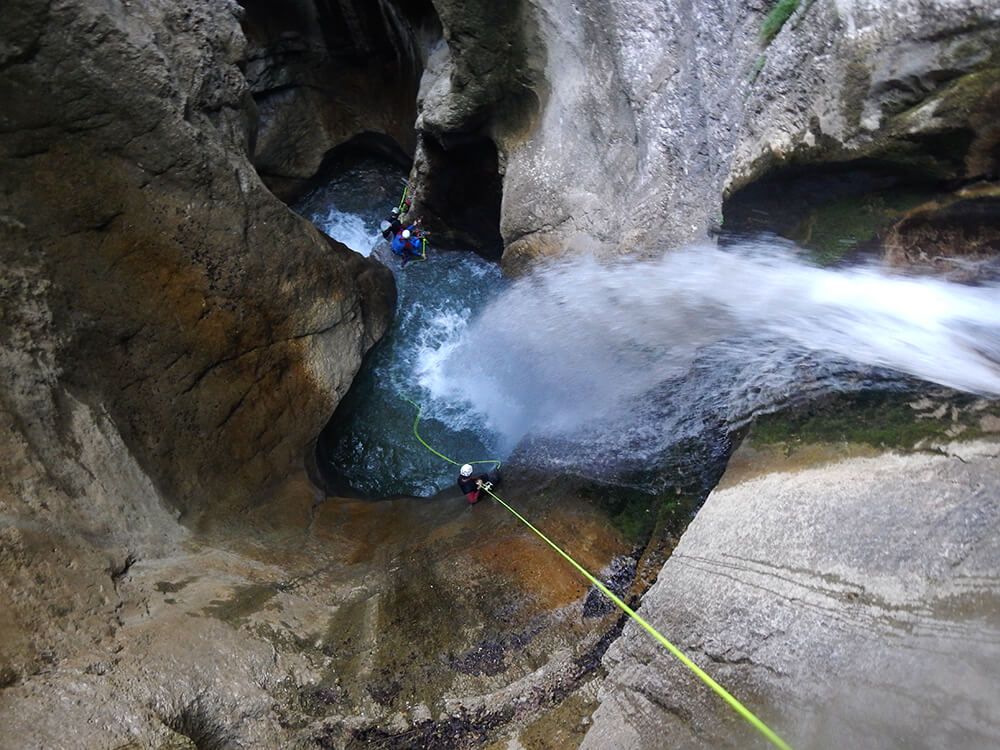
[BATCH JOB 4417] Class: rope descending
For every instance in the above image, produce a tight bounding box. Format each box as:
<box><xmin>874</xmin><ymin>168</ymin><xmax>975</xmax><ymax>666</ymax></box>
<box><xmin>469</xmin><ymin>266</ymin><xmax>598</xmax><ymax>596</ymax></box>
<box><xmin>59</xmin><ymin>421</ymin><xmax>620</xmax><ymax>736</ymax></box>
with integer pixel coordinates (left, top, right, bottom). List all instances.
<box><xmin>405</xmin><ymin>398</ymin><xmax>793</xmax><ymax>750</ymax></box>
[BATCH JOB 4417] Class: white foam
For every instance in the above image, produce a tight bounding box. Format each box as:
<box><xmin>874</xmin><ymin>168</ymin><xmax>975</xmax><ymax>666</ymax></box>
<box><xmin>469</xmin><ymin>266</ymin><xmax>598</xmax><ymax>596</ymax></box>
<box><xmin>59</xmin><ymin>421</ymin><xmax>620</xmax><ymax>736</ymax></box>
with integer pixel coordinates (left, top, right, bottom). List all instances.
<box><xmin>313</xmin><ymin>207</ymin><xmax>382</xmax><ymax>256</ymax></box>
<box><xmin>423</xmin><ymin>242</ymin><xmax>1000</xmax><ymax>448</ymax></box>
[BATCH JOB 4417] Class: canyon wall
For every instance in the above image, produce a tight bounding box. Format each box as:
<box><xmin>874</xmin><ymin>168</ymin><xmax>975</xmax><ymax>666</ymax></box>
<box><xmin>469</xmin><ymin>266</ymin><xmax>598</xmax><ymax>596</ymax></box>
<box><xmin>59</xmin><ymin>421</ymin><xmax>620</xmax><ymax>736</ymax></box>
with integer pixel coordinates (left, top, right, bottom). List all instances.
<box><xmin>3</xmin><ymin>0</ymin><xmax>999</xmax><ymax>747</ymax></box>
<box><xmin>414</xmin><ymin>0</ymin><xmax>999</xmax><ymax>272</ymax></box>
<box><xmin>1</xmin><ymin>0</ymin><xmax>393</xmax><ymax>698</ymax></box>
<box><xmin>240</xmin><ymin>0</ymin><xmax>432</xmax><ymax>201</ymax></box>
<box><xmin>1</xmin><ymin>0</ymin><xmax>395</xmax><ymax>517</ymax></box>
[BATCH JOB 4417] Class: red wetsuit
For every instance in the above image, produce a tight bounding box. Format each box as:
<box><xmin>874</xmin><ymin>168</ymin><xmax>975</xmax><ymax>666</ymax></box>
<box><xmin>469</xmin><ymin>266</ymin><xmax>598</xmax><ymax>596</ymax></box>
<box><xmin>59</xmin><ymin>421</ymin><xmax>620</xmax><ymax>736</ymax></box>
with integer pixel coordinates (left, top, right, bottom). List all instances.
<box><xmin>457</xmin><ymin>473</ymin><xmax>489</xmax><ymax>504</ymax></box>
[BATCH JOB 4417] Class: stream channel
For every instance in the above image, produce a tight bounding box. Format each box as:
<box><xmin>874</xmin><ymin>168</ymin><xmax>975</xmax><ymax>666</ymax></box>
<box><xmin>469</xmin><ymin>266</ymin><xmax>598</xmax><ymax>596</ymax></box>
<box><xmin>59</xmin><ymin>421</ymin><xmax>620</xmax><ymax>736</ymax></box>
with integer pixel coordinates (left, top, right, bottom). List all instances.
<box><xmin>296</xmin><ymin>158</ymin><xmax>1000</xmax><ymax>502</ymax></box>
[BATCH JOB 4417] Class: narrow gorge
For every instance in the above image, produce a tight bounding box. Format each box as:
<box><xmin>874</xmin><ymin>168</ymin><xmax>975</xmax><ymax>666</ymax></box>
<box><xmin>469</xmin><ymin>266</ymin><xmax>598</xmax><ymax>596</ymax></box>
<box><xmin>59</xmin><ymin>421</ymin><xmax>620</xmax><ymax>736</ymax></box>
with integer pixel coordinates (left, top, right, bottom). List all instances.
<box><xmin>1</xmin><ymin>1</ymin><xmax>998</xmax><ymax>749</ymax></box>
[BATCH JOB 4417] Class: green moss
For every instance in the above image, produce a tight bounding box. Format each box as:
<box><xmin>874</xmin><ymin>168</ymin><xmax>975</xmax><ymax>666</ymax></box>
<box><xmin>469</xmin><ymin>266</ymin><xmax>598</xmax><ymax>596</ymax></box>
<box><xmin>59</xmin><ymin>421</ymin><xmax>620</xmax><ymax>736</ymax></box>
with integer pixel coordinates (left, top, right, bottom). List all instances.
<box><xmin>790</xmin><ymin>187</ymin><xmax>935</xmax><ymax>264</ymax></box>
<box><xmin>611</xmin><ymin>493</ymin><xmax>661</xmax><ymax>542</ymax></box>
<box><xmin>578</xmin><ymin>483</ymin><xmax>696</xmax><ymax>544</ymax></box>
<box><xmin>899</xmin><ymin>66</ymin><xmax>1000</xmax><ymax>123</ymax></box>
<box><xmin>760</xmin><ymin>0</ymin><xmax>800</xmax><ymax>45</ymax></box>
<box><xmin>750</xmin><ymin>391</ymin><xmax>1000</xmax><ymax>450</ymax></box>
<box><xmin>749</xmin><ymin>54</ymin><xmax>767</xmax><ymax>85</ymax></box>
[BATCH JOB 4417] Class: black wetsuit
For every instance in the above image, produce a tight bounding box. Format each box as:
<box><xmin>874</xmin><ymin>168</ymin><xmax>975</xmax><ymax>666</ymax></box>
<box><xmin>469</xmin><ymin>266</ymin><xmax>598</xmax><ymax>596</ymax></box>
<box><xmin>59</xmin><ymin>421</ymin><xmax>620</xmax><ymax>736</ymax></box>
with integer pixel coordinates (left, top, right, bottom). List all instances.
<box><xmin>381</xmin><ymin>217</ymin><xmax>402</xmax><ymax>240</ymax></box>
<box><xmin>457</xmin><ymin>470</ymin><xmax>499</xmax><ymax>504</ymax></box>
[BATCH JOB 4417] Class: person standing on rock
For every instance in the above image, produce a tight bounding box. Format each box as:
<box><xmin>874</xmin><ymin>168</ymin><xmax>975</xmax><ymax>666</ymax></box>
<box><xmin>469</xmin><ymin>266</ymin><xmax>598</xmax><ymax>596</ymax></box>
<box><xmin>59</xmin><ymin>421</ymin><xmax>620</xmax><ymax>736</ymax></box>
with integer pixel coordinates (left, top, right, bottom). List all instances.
<box><xmin>457</xmin><ymin>464</ymin><xmax>499</xmax><ymax>504</ymax></box>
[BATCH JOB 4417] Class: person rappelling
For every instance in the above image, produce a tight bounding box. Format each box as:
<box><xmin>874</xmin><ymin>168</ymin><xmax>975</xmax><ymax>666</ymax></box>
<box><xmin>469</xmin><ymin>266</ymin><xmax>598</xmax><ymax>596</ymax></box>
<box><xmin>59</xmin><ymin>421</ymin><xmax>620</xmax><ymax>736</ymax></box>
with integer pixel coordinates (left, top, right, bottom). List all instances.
<box><xmin>457</xmin><ymin>463</ymin><xmax>500</xmax><ymax>504</ymax></box>
<box><xmin>382</xmin><ymin>180</ymin><xmax>427</xmax><ymax>266</ymax></box>
<box><xmin>390</xmin><ymin>222</ymin><xmax>427</xmax><ymax>266</ymax></box>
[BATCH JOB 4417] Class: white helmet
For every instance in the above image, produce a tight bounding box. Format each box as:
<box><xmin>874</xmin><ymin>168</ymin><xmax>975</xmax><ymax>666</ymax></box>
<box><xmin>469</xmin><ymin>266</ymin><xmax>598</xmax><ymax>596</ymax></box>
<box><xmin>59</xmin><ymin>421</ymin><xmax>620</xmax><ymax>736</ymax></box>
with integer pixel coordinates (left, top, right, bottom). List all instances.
<box><xmin>401</xmin><ymin>229</ymin><xmax>411</xmax><ymax>239</ymax></box>
<box><xmin>460</xmin><ymin>464</ymin><xmax>473</xmax><ymax>477</ymax></box>
<box><xmin>379</xmin><ymin>220</ymin><xmax>390</xmax><ymax>231</ymax></box>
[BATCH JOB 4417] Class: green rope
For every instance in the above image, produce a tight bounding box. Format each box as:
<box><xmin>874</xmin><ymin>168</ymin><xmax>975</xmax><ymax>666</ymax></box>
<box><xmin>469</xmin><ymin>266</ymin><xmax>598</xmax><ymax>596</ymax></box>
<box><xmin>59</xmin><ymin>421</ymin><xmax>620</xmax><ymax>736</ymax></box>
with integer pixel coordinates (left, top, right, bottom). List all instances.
<box><xmin>482</xmin><ymin>484</ymin><xmax>791</xmax><ymax>750</ymax></box>
<box><xmin>403</xmin><ymin>397</ymin><xmax>500</xmax><ymax>471</ymax></box>
<box><xmin>406</xmin><ymin>399</ymin><xmax>793</xmax><ymax>750</ymax></box>
<box><xmin>397</xmin><ymin>181</ymin><xmax>410</xmax><ymax>215</ymax></box>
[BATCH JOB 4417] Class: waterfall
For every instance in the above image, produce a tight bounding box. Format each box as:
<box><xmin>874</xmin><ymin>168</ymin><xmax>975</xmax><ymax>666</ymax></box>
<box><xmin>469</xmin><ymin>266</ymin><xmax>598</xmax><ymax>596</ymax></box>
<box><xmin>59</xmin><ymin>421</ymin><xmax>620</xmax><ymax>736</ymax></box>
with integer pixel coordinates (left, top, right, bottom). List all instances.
<box><xmin>427</xmin><ymin>242</ymin><xmax>1000</xmax><ymax>456</ymax></box>
<box><xmin>307</xmin><ymin>176</ymin><xmax>999</xmax><ymax>496</ymax></box>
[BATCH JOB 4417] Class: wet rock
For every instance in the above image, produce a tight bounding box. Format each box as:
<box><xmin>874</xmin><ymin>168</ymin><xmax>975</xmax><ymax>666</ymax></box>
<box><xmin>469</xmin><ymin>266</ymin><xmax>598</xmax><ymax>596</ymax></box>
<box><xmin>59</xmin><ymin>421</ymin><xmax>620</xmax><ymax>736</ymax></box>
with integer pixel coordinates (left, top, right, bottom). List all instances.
<box><xmin>450</xmin><ymin>638</ymin><xmax>509</xmax><ymax>677</ymax></box>
<box><xmin>583</xmin><ymin>424</ymin><xmax>1000</xmax><ymax>749</ymax></box>
<box><xmin>239</xmin><ymin>0</ymin><xmax>427</xmax><ymax>201</ymax></box>
<box><xmin>882</xmin><ymin>183</ymin><xmax>1000</xmax><ymax>278</ymax></box>
<box><xmin>723</xmin><ymin>3</ymin><xmax>1000</xmax><ymax>265</ymax></box>
<box><xmin>411</xmin><ymin>0</ymin><xmax>1000</xmax><ymax>271</ymax></box>
<box><xmin>582</xmin><ymin>555</ymin><xmax>637</xmax><ymax>618</ymax></box>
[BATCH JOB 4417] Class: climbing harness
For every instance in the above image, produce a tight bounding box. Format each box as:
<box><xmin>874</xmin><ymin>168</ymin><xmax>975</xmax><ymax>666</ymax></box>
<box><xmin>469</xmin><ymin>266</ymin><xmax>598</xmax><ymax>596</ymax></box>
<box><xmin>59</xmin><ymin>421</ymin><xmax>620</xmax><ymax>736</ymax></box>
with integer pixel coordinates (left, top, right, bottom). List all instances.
<box><xmin>405</xmin><ymin>399</ymin><xmax>793</xmax><ymax>750</ymax></box>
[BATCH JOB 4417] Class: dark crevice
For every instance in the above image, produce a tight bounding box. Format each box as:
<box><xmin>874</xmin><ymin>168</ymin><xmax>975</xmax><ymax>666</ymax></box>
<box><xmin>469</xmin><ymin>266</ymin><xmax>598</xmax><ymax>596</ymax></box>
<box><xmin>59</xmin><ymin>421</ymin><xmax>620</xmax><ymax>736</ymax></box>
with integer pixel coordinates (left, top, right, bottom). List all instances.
<box><xmin>264</xmin><ymin>131</ymin><xmax>413</xmax><ymax>196</ymax></box>
<box><xmin>109</xmin><ymin>552</ymin><xmax>138</xmax><ymax>587</ymax></box>
<box><xmin>416</xmin><ymin>132</ymin><xmax>504</xmax><ymax>259</ymax></box>
<box><xmin>0</xmin><ymin>37</ymin><xmax>42</xmax><ymax>74</ymax></box>
<box><xmin>722</xmin><ymin>158</ymin><xmax>961</xmax><ymax>264</ymax></box>
<box><xmin>237</xmin><ymin>0</ymin><xmax>439</xmax><ymax>201</ymax></box>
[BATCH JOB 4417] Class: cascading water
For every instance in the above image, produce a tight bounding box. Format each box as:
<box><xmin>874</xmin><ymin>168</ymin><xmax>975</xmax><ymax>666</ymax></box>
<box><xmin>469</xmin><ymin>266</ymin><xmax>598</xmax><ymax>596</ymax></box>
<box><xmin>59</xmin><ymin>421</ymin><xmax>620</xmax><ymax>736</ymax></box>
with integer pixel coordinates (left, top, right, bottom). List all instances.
<box><xmin>302</xmin><ymin>166</ymin><xmax>1000</xmax><ymax>498</ymax></box>
<box><xmin>294</xmin><ymin>157</ymin><xmax>401</xmax><ymax>256</ymax></box>
<box><xmin>427</xmin><ymin>242</ymin><xmax>1000</xmax><ymax>486</ymax></box>
<box><xmin>318</xmin><ymin>249</ymin><xmax>505</xmax><ymax>497</ymax></box>
<box><xmin>298</xmin><ymin>158</ymin><xmax>510</xmax><ymax>497</ymax></box>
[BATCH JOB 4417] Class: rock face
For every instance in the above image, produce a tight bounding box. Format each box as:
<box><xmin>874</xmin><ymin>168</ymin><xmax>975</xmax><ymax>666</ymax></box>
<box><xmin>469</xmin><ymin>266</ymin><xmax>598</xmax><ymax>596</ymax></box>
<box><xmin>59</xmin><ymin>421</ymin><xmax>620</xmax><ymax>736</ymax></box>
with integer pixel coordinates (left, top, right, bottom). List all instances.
<box><xmin>3</xmin><ymin>0</ymin><xmax>999</xmax><ymax>747</ymax></box>
<box><xmin>0</xmin><ymin>472</ymin><xmax>636</xmax><ymax>749</ymax></box>
<box><xmin>582</xmin><ymin>423</ymin><xmax>1000</xmax><ymax>749</ymax></box>
<box><xmin>412</xmin><ymin>0</ymin><xmax>1000</xmax><ymax>272</ymax></box>
<box><xmin>1</xmin><ymin>0</ymin><xmax>394</xmax><ymax>516</ymax></box>
<box><xmin>240</xmin><ymin>0</ymin><xmax>430</xmax><ymax>201</ymax></box>
<box><xmin>1</xmin><ymin>0</ymin><xmax>393</xmax><ymax>704</ymax></box>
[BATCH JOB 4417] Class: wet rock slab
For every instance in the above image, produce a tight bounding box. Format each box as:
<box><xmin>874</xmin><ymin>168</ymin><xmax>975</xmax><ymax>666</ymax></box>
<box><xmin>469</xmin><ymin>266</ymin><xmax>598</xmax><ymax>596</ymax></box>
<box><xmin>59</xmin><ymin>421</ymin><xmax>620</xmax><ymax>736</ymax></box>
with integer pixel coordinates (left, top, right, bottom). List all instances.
<box><xmin>0</xmin><ymin>472</ymin><xmax>638</xmax><ymax>748</ymax></box>
<box><xmin>583</xmin><ymin>412</ymin><xmax>1000</xmax><ymax>749</ymax></box>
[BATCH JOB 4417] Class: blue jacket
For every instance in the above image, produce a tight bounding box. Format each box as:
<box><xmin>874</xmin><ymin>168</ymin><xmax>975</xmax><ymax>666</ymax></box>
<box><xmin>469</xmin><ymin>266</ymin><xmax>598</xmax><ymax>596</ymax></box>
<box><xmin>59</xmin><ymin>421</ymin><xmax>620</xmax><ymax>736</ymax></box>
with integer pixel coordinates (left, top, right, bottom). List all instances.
<box><xmin>391</xmin><ymin>226</ymin><xmax>421</xmax><ymax>255</ymax></box>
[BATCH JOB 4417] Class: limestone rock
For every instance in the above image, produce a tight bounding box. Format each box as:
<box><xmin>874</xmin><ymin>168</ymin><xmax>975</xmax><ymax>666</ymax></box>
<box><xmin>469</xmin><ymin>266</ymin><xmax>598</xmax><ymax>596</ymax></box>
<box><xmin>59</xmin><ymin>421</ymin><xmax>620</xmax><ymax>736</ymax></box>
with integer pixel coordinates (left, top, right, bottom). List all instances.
<box><xmin>882</xmin><ymin>183</ymin><xmax>1000</xmax><ymax>277</ymax></box>
<box><xmin>412</xmin><ymin>0</ymin><xmax>1000</xmax><ymax>270</ymax></box>
<box><xmin>582</xmin><ymin>437</ymin><xmax>1000</xmax><ymax>749</ymax></box>
<box><xmin>0</xmin><ymin>0</ymin><xmax>395</xmax><ymax>517</ymax></box>
<box><xmin>731</xmin><ymin>2</ymin><xmax>1000</xmax><ymax>189</ymax></box>
<box><xmin>240</xmin><ymin>0</ymin><xmax>427</xmax><ymax>201</ymax></box>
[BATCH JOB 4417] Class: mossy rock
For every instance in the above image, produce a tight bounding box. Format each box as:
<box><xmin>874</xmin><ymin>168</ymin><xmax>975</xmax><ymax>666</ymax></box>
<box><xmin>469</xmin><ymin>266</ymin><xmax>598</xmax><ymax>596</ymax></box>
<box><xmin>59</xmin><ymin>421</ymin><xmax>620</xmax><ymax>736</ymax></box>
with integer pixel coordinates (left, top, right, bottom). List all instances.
<box><xmin>789</xmin><ymin>186</ymin><xmax>937</xmax><ymax>264</ymax></box>
<box><xmin>750</xmin><ymin>389</ymin><xmax>1000</xmax><ymax>452</ymax></box>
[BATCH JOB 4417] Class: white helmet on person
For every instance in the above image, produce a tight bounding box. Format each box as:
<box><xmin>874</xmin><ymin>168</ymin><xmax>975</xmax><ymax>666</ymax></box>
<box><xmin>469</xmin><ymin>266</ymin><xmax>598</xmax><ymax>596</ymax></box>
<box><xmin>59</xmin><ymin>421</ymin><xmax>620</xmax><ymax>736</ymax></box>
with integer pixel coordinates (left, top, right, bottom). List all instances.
<box><xmin>460</xmin><ymin>464</ymin><xmax>473</xmax><ymax>477</ymax></box>
<box><xmin>402</xmin><ymin>229</ymin><xmax>411</xmax><ymax>239</ymax></box>
<box><xmin>379</xmin><ymin>220</ymin><xmax>390</xmax><ymax>231</ymax></box>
